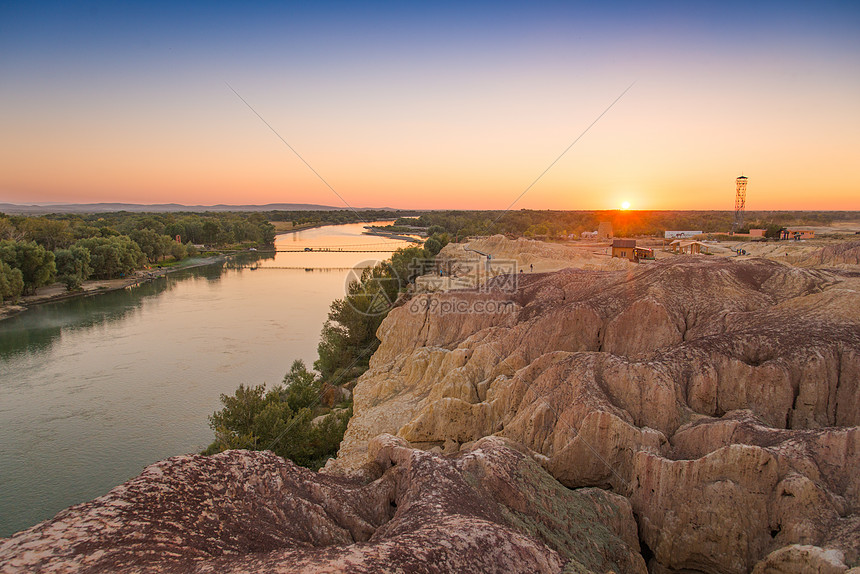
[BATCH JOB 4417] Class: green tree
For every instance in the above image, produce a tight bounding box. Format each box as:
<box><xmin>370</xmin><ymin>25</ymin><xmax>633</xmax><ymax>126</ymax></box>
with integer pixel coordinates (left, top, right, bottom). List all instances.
<box><xmin>315</xmin><ymin>246</ymin><xmax>433</xmax><ymax>380</ymax></box>
<box><xmin>203</xmin><ymin>239</ymin><xmax>448</xmax><ymax>470</ymax></box>
<box><xmin>130</xmin><ymin>229</ymin><xmax>179</xmax><ymax>263</ymax></box>
<box><xmin>424</xmin><ymin>235</ymin><xmax>443</xmax><ymax>256</ymax></box>
<box><xmin>71</xmin><ymin>223</ymin><xmax>101</xmax><ymax>240</ymax></box>
<box><xmin>0</xmin><ymin>240</ymin><xmax>56</xmax><ymax>295</ymax></box>
<box><xmin>130</xmin><ymin>228</ymin><xmax>163</xmax><ymax>262</ymax></box>
<box><xmin>0</xmin><ymin>217</ymin><xmax>19</xmax><ymax>241</ymax></box>
<box><xmin>310</xmin><ymin>407</ymin><xmax>351</xmax><ymax>464</ymax></box>
<box><xmin>207</xmin><ymin>383</ymin><xmax>274</xmax><ymax>448</ymax></box>
<box><xmin>282</xmin><ymin>359</ymin><xmax>320</xmax><ymax>412</ymax></box>
<box><xmin>19</xmin><ymin>217</ymin><xmax>73</xmax><ymax>251</ymax></box>
<box><xmin>74</xmin><ymin>236</ymin><xmax>146</xmax><ymax>279</ymax></box>
<box><xmin>258</xmin><ymin>221</ymin><xmax>276</xmax><ymax>244</ymax></box>
<box><xmin>424</xmin><ymin>232</ymin><xmax>449</xmax><ymax>257</ymax></box>
<box><xmin>201</xmin><ymin>220</ymin><xmax>220</xmax><ymax>245</ymax></box>
<box><xmin>314</xmin><ymin>265</ymin><xmax>394</xmax><ymax>380</ymax></box>
<box><xmin>389</xmin><ymin>245</ymin><xmax>431</xmax><ymax>284</ymax></box>
<box><xmin>203</xmin><ymin>378</ymin><xmax>345</xmax><ymax>470</ymax></box>
<box><xmin>0</xmin><ymin>260</ymin><xmax>24</xmax><ymax>303</ymax></box>
<box><xmin>169</xmin><ymin>241</ymin><xmax>188</xmax><ymax>261</ymax></box>
<box><xmin>54</xmin><ymin>246</ymin><xmax>92</xmax><ymax>291</ymax></box>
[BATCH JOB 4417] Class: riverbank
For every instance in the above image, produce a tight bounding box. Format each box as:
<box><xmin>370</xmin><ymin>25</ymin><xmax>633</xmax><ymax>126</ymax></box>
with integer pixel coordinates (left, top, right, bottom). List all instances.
<box><xmin>0</xmin><ymin>221</ymin><xmax>400</xmax><ymax>323</ymax></box>
<box><xmin>0</xmin><ymin>220</ymin><xmax>409</xmax><ymax>538</ymax></box>
<box><xmin>269</xmin><ymin>221</ymin><xmax>324</xmax><ymax>234</ymax></box>
<box><xmin>0</xmin><ymin>255</ymin><xmax>224</xmax><ymax>322</ymax></box>
<box><xmin>362</xmin><ymin>226</ymin><xmax>423</xmax><ymax>243</ymax></box>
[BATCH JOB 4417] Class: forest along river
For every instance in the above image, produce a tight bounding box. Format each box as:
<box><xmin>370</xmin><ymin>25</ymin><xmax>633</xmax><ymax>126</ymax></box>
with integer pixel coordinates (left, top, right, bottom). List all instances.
<box><xmin>0</xmin><ymin>222</ymin><xmax>417</xmax><ymax>537</ymax></box>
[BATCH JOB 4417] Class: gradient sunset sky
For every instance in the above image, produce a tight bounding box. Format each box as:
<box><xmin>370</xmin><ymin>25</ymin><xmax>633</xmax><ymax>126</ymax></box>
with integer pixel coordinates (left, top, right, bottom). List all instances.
<box><xmin>2</xmin><ymin>1</ymin><xmax>859</xmax><ymax>210</ymax></box>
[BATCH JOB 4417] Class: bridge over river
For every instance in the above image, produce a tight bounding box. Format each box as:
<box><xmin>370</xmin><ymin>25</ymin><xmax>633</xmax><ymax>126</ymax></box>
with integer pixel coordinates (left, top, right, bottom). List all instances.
<box><xmin>254</xmin><ymin>241</ymin><xmax>413</xmax><ymax>253</ymax></box>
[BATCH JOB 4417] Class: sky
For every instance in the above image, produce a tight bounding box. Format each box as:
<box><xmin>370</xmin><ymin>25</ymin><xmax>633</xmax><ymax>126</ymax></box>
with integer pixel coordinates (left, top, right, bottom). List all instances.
<box><xmin>1</xmin><ymin>1</ymin><xmax>859</xmax><ymax>210</ymax></box>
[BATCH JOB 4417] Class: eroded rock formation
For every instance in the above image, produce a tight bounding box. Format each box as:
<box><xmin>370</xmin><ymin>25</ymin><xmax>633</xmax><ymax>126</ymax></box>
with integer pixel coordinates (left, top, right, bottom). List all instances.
<box><xmin>0</xmin><ymin>435</ymin><xmax>645</xmax><ymax>573</ymax></box>
<box><xmin>327</xmin><ymin>257</ymin><xmax>860</xmax><ymax>573</ymax></box>
<box><xmin>790</xmin><ymin>240</ymin><xmax>860</xmax><ymax>268</ymax></box>
<box><xmin>4</xmin><ymin>256</ymin><xmax>858</xmax><ymax>573</ymax></box>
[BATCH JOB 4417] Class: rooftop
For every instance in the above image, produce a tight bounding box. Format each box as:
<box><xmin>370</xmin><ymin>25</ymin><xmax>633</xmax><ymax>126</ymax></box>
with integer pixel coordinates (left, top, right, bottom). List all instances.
<box><xmin>612</xmin><ymin>239</ymin><xmax>636</xmax><ymax>248</ymax></box>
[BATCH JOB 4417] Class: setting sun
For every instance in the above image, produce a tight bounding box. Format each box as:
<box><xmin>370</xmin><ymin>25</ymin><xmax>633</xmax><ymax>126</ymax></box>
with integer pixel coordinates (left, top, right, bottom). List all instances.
<box><xmin>621</xmin><ymin>201</ymin><xmax>631</xmax><ymax>210</ymax></box>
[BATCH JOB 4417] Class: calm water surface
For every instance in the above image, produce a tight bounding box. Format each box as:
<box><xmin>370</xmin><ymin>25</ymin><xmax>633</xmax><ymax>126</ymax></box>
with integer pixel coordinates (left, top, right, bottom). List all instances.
<box><xmin>0</xmin><ymin>222</ymin><xmax>413</xmax><ymax>536</ymax></box>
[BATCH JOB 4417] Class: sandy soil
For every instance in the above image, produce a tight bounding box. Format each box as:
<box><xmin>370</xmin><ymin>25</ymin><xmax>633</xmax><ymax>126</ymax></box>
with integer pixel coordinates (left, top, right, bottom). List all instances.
<box><xmin>415</xmin><ymin>234</ymin><xmax>860</xmax><ymax>293</ymax></box>
<box><xmin>416</xmin><ymin>235</ymin><xmax>632</xmax><ymax>292</ymax></box>
<box><xmin>773</xmin><ymin>220</ymin><xmax>860</xmax><ymax>234</ymax></box>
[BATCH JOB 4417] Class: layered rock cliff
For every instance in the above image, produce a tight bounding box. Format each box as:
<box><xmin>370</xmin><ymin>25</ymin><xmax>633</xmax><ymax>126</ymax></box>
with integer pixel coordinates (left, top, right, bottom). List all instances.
<box><xmin>327</xmin><ymin>257</ymin><xmax>860</xmax><ymax>573</ymax></box>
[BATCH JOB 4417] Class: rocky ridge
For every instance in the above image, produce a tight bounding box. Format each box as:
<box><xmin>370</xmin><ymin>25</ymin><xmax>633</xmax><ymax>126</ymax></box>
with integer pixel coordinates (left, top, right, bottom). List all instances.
<box><xmin>326</xmin><ymin>257</ymin><xmax>860</xmax><ymax>573</ymax></box>
<box><xmin>3</xmin><ymin>255</ymin><xmax>859</xmax><ymax>573</ymax></box>
<box><xmin>789</xmin><ymin>240</ymin><xmax>860</xmax><ymax>268</ymax></box>
<box><xmin>0</xmin><ymin>435</ymin><xmax>644</xmax><ymax>573</ymax></box>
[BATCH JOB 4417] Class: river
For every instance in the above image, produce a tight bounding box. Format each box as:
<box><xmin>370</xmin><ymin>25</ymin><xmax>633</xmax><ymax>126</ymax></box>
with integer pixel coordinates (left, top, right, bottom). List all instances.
<box><xmin>0</xmin><ymin>222</ymin><xmax>416</xmax><ymax>537</ymax></box>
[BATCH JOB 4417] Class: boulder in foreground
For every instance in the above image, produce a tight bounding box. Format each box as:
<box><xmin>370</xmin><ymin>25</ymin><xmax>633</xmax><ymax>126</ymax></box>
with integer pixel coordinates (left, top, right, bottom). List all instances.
<box><xmin>0</xmin><ymin>435</ymin><xmax>645</xmax><ymax>573</ymax></box>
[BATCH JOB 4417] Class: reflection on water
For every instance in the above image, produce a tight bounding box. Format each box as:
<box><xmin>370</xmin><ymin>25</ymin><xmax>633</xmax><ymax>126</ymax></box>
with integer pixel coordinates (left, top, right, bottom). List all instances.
<box><xmin>0</xmin><ymin>222</ymin><xmax>411</xmax><ymax>536</ymax></box>
<box><xmin>2</xmin><ymin>280</ymin><xmax>169</xmax><ymax>360</ymax></box>
<box><xmin>0</xmin><ymin>253</ymin><xmax>277</xmax><ymax>361</ymax></box>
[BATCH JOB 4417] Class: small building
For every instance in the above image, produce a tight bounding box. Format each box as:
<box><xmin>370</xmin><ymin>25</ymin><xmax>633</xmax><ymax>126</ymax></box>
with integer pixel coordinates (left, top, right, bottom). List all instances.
<box><xmin>668</xmin><ymin>239</ymin><xmax>713</xmax><ymax>255</ymax></box>
<box><xmin>664</xmin><ymin>230</ymin><xmax>703</xmax><ymax>239</ymax></box>
<box><xmin>782</xmin><ymin>229</ymin><xmax>815</xmax><ymax>240</ymax></box>
<box><xmin>581</xmin><ymin>230</ymin><xmax>598</xmax><ymax>239</ymax></box>
<box><xmin>611</xmin><ymin>239</ymin><xmax>636</xmax><ymax>261</ymax></box>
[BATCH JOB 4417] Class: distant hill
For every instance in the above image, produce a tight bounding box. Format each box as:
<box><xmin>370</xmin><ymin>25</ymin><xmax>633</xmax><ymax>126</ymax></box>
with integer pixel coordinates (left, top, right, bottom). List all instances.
<box><xmin>0</xmin><ymin>202</ymin><xmax>389</xmax><ymax>214</ymax></box>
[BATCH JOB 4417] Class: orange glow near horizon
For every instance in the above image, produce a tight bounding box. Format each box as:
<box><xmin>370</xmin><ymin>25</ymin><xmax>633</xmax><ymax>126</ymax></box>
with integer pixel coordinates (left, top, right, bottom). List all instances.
<box><xmin>3</xmin><ymin>79</ymin><xmax>859</xmax><ymax>211</ymax></box>
<box><xmin>2</xmin><ymin>4</ymin><xmax>859</xmax><ymax>211</ymax></box>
